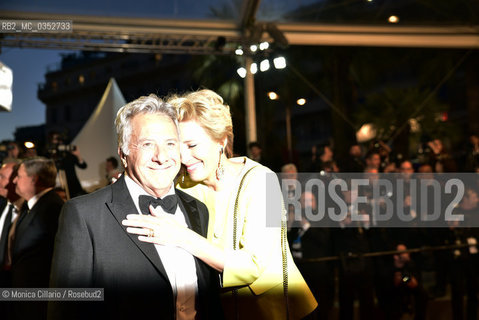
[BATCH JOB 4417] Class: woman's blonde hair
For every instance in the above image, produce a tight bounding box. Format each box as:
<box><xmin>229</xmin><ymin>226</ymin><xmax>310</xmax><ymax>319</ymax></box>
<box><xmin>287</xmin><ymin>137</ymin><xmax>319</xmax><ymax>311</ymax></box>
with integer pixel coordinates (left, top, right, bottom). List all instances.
<box><xmin>168</xmin><ymin>89</ymin><xmax>234</xmax><ymax>158</ymax></box>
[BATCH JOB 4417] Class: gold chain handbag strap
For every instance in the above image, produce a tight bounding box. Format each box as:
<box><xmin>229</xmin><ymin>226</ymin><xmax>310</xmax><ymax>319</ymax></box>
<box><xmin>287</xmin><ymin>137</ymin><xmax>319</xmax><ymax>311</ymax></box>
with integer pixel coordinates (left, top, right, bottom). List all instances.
<box><xmin>281</xmin><ymin>202</ymin><xmax>290</xmax><ymax>320</ymax></box>
<box><xmin>232</xmin><ymin>166</ymin><xmax>257</xmax><ymax>320</ymax></box>
<box><xmin>232</xmin><ymin>166</ymin><xmax>289</xmax><ymax>320</ymax></box>
<box><xmin>233</xmin><ymin>166</ymin><xmax>257</xmax><ymax>249</ymax></box>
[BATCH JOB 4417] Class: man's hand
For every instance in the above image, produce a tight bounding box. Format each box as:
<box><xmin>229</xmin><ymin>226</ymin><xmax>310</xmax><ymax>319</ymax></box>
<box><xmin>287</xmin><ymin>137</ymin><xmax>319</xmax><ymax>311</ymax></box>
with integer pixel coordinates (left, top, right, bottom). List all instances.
<box><xmin>71</xmin><ymin>146</ymin><xmax>84</xmax><ymax>163</ymax></box>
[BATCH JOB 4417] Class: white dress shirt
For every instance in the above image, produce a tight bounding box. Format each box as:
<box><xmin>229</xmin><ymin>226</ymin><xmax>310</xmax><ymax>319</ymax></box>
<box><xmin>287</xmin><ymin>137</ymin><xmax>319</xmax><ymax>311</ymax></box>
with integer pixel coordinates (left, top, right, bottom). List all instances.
<box><xmin>27</xmin><ymin>187</ymin><xmax>53</xmax><ymax>210</ymax></box>
<box><xmin>0</xmin><ymin>202</ymin><xmax>19</xmax><ymax>239</ymax></box>
<box><xmin>125</xmin><ymin>175</ymin><xmax>198</xmax><ymax>320</ymax></box>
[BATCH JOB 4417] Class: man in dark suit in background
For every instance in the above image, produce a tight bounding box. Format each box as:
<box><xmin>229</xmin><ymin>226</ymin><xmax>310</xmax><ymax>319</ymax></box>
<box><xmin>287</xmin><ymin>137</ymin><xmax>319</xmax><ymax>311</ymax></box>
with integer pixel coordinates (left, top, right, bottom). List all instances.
<box><xmin>288</xmin><ymin>191</ymin><xmax>335</xmax><ymax>319</ymax></box>
<box><xmin>49</xmin><ymin>94</ymin><xmax>222</xmax><ymax>320</ymax></box>
<box><xmin>0</xmin><ymin>160</ymin><xmax>24</xmax><ymax>320</ymax></box>
<box><xmin>0</xmin><ymin>160</ymin><xmax>24</xmax><ymax>278</ymax></box>
<box><xmin>10</xmin><ymin>157</ymin><xmax>64</xmax><ymax>320</ymax></box>
<box><xmin>0</xmin><ymin>196</ymin><xmax>5</xmax><ymax>219</ymax></box>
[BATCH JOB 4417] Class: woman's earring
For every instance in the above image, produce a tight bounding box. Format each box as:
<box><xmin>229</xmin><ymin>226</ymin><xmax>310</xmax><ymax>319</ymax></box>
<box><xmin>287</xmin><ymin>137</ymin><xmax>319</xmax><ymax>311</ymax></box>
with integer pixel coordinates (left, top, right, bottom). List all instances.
<box><xmin>181</xmin><ymin>168</ymin><xmax>186</xmax><ymax>184</ymax></box>
<box><xmin>216</xmin><ymin>147</ymin><xmax>224</xmax><ymax>181</ymax></box>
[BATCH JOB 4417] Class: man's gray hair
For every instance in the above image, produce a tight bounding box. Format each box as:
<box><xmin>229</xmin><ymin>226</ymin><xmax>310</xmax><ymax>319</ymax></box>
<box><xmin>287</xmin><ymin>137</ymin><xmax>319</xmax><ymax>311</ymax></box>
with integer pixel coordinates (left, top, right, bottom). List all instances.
<box><xmin>115</xmin><ymin>94</ymin><xmax>178</xmax><ymax>156</ymax></box>
<box><xmin>22</xmin><ymin>157</ymin><xmax>57</xmax><ymax>188</ymax></box>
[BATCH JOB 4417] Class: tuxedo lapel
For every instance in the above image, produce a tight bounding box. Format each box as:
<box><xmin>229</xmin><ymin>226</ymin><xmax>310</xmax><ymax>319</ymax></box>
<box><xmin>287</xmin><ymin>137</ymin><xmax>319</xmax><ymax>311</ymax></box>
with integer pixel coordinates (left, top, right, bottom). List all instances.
<box><xmin>176</xmin><ymin>189</ymin><xmax>214</xmax><ymax>307</ymax></box>
<box><xmin>176</xmin><ymin>190</ymin><xmax>203</xmax><ymax>236</ymax></box>
<box><xmin>14</xmin><ymin>199</ymin><xmax>36</xmax><ymax>241</ymax></box>
<box><xmin>106</xmin><ymin>176</ymin><xmax>170</xmax><ymax>285</ymax></box>
<box><xmin>0</xmin><ymin>198</ymin><xmax>6</xmax><ymax>213</ymax></box>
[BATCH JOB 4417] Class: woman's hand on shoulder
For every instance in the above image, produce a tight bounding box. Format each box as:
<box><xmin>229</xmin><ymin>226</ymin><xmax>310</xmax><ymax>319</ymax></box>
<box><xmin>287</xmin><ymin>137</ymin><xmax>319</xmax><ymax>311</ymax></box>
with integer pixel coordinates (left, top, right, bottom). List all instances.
<box><xmin>122</xmin><ymin>206</ymin><xmax>225</xmax><ymax>272</ymax></box>
<box><xmin>122</xmin><ymin>206</ymin><xmax>188</xmax><ymax>247</ymax></box>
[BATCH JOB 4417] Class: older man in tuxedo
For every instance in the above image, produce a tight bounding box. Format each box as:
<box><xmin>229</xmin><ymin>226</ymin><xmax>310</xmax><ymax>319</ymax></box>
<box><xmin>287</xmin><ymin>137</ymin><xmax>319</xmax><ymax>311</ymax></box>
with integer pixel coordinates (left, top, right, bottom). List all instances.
<box><xmin>9</xmin><ymin>157</ymin><xmax>64</xmax><ymax>320</ymax></box>
<box><xmin>49</xmin><ymin>94</ymin><xmax>222</xmax><ymax>320</ymax></box>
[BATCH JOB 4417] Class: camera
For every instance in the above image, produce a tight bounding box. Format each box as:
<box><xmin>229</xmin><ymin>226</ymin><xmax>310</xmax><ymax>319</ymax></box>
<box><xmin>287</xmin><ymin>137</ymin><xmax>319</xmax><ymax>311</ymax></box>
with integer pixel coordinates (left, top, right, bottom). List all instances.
<box><xmin>47</xmin><ymin>132</ymin><xmax>76</xmax><ymax>162</ymax></box>
<box><xmin>57</xmin><ymin>144</ymin><xmax>77</xmax><ymax>152</ymax></box>
<box><xmin>47</xmin><ymin>140</ymin><xmax>77</xmax><ymax>171</ymax></box>
<box><xmin>47</xmin><ymin>144</ymin><xmax>76</xmax><ymax>157</ymax></box>
<box><xmin>401</xmin><ymin>272</ymin><xmax>412</xmax><ymax>284</ymax></box>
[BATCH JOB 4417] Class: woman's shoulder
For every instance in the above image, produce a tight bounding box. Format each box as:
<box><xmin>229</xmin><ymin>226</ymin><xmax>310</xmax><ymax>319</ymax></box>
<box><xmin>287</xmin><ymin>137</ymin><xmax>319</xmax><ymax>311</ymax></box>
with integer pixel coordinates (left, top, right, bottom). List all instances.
<box><xmin>231</xmin><ymin>157</ymin><xmax>274</xmax><ymax>176</ymax></box>
<box><xmin>176</xmin><ymin>178</ymin><xmax>212</xmax><ymax>202</ymax></box>
<box><xmin>233</xmin><ymin>157</ymin><xmax>280</xmax><ymax>192</ymax></box>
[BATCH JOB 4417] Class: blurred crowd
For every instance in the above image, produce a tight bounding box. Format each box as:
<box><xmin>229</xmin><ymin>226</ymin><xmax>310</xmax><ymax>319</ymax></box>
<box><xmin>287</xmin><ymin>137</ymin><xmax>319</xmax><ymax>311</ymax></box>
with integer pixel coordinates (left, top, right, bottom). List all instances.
<box><xmin>268</xmin><ymin>134</ymin><xmax>479</xmax><ymax>320</ymax></box>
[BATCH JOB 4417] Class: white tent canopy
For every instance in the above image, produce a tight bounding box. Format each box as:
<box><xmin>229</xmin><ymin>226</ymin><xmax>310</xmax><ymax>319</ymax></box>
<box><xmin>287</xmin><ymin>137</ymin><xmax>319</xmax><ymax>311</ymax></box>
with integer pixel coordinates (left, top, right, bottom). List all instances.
<box><xmin>73</xmin><ymin>78</ymin><xmax>126</xmax><ymax>191</ymax></box>
<box><xmin>0</xmin><ymin>61</ymin><xmax>13</xmax><ymax>112</ymax></box>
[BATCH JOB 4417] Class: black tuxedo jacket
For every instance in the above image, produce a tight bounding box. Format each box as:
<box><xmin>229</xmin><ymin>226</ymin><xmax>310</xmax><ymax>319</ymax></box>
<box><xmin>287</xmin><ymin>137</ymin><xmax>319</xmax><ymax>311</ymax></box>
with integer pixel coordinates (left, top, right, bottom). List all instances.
<box><xmin>0</xmin><ymin>197</ymin><xmax>9</xmax><ymax>284</ymax></box>
<box><xmin>0</xmin><ymin>197</ymin><xmax>9</xmax><ymax>317</ymax></box>
<box><xmin>0</xmin><ymin>197</ymin><xmax>8</xmax><ymax>266</ymax></box>
<box><xmin>0</xmin><ymin>197</ymin><xmax>6</xmax><ymax>213</ymax></box>
<box><xmin>48</xmin><ymin>175</ymin><xmax>222</xmax><ymax>320</ymax></box>
<box><xmin>11</xmin><ymin>189</ymin><xmax>64</xmax><ymax>288</ymax></box>
<box><xmin>9</xmin><ymin>190</ymin><xmax>64</xmax><ymax>320</ymax></box>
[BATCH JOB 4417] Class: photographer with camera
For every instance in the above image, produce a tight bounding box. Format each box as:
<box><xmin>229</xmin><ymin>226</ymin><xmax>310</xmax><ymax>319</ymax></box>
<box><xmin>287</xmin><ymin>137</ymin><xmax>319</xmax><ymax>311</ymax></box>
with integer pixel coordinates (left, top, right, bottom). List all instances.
<box><xmin>380</xmin><ymin>243</ymin><xmax>429</xmax><ymax>320</ymax></box>
<box><xmin>46</xmin><ymin>132</ymin><xmax>87</xmax><ymax>199</ymax></box>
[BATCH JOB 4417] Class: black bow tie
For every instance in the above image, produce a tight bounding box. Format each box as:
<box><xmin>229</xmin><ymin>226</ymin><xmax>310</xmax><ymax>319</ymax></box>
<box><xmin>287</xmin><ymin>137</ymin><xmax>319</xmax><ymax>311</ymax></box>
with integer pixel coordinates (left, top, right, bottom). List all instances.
<box><xmin>138</xmin><ymin>194</ymin><xmax>178</xmax><ymax>215</ymax></box>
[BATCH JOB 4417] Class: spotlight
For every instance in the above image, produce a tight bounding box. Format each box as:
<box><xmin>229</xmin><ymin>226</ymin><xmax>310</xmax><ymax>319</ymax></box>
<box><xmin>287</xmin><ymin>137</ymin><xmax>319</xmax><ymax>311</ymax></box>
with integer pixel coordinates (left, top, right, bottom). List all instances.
<box><xmin>388</xmin><ymin>15</ymin><xmax>399</xmax><ymax>23</ymax></box>
<box><xmin>250</xmin><ymin>45</ymin><xmax>258</xmax><ymax>53</ymax></box>
<box><xmin>268</xmin><ymin>92</ymin><xmax>279</xmax><ymax>100</ymax></box>
<box><xmin>250</xmin><ymin>63</ymin><xmax>258</xmax><ymax>74</ymax></box>
<box><xmin>273</xmin><ymin>57</ymin><xmax>286</xmax><ymax>69</ymax></box>
<box><xmin>356</xmin><ymin>123</ymin><xmax>377</xmax><ymax>142</ymax></box>
<box><xmin>260</xmin><ymin>59</ymin><xmax>270</xmax><ymax>72</ymax></box>
<box><xmin>235</xmin><ymin>48</ymin><xmax>244</xmax><ymax>56</ymax></box>
<box><xmin>259</xmin><ymin>42</ymin><xmax>269</xmax><ymax>50</ymax></box>
<box><xmin>237</xmin><ymin>67</ymin><xmax>247</xmax><ymax>78</ymax></box>
<box><xmin>24</xmin><ymin>141</ymin><xmax>35</xmax><ymax>149</ymax></box>
<box><xmin>296</xmin><ymin>98</ymin><xmax>306</xmax><ymax>106</ymax></box>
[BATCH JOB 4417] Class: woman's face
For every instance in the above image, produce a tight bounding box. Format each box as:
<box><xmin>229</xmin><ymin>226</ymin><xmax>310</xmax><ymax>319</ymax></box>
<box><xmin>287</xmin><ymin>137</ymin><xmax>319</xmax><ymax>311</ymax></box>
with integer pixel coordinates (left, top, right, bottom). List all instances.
<box><xmin>179</xmin><ymin>120</ymin><xmax>222</xmax><ymax>183</ymax></box>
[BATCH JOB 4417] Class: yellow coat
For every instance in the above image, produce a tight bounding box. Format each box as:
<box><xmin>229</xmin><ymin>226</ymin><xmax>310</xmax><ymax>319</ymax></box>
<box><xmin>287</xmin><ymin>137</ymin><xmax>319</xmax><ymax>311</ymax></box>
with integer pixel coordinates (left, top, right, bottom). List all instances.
<box><xmin>179</xmin><ymin>157</ymin><xmax>317</xmax><ymax>319</ymax></box>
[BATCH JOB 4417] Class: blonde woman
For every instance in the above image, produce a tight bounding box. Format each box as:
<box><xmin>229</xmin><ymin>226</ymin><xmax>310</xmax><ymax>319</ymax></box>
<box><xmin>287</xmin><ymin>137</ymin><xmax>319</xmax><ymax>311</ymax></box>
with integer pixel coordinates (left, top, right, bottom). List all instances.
<box><xmin>123</xmin><ymin>89</ymin><xmax>317</xmax><ymax>319</ymax></box>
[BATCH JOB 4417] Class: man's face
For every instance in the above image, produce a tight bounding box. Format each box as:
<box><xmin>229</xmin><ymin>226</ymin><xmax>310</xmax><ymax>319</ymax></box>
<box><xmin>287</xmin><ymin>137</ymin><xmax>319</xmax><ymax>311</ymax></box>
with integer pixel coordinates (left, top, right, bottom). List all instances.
<box><xmin>323</xmin><ymin>146</ymin><xmax>333</xmax><ymax>160</ymax></box>
<box><xmin>350</xmin><ymin>145</ymin><xmax>361</xmax><ymax>157</ymax></box>
<box><xmin>8</xmin><ymin>144</ymin><xmax>19</xmax><ymax>158</ymax></box>
<box><xmin>250</xmin><ymin>146</ymin><xmax>261</xmax><ymax>158</ymax></box>
<box><xmin>51</xmin><ymin>134</ymin><xmax>61</xmax><ymax>145</ymax></box>
<box><xmin>393</xmin><ymin>244</ymin><xmax>410</xmax><ymax>267</ymax></box>
<box><xmin>301</xmin><ymin>192</ymin><xmax>317</xmax><ymax>211</ymax></box>
<box><xmin>14</xmin><ymin>164</ymin><xmax>36</xmax><ymax>201</ymax></box>
<box><xmin>282</xmin><ymin>168</ymin><xmax>297</xmax><ymax>180</ymax></box>
<box><xmin>367</xmin><ymin>154</ymin><xmax>381</xmax><ymax>169</ymax></box>
<box><xmin>400</xmin><ymin>161</ymin><xmax>414</xmax><ymax>174</ymax></box>
<box><xmin>0</xmin><ymin>163</ymin><xmax>14</xmax><ymax>198</ymax></box>
<box><xmin>123</xmin><ymin>113</ymin><xmax>181</xmax><ymax>198</ymax></box>
<box><xmin>106</xmin><ymin>161</ymin><xmax>114</xmax><ymax>172</ymax></box>
<box><xmin>470</xmin><ymin>135</ymin><xmax>479</xmax><ymax>146</ymax></box>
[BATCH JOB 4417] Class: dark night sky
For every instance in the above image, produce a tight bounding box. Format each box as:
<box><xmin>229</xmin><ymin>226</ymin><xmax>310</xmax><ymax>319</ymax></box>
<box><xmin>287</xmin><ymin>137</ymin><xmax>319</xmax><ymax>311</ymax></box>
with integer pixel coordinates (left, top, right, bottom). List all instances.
<box><xmin>0</xmin><ymin>0</ymin><xmax>238</xmax><ymax>140</ymax></box>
